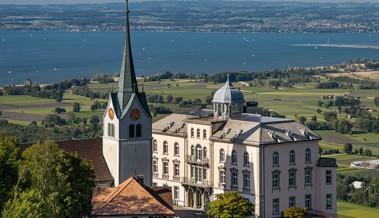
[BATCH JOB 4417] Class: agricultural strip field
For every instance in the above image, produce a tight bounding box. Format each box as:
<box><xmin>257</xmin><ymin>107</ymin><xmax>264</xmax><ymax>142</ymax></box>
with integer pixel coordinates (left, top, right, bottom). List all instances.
<box><xmin>337</xmin><ymin>201</ymin><xmax>379</xmax><ymax>218</ymax></box>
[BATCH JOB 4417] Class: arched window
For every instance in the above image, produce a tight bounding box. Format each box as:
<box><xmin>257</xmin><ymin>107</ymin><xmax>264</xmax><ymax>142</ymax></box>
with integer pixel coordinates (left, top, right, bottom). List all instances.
<box><xmin>220</xmin><ymin>149</ymin><xmax>225</xmax><ymax>162</ymax></box>
<box><xmin>136</xmin><ymin>124</ymin><xmax>141</xmax><ymax>137</ymax></box>
<box><xmin>191</xmin><ymin>145</ymin><xmax>195</xmax><ymax>156</ymax></box>
<box><xmin>197</xmin><ymin>129</ymin><xmax>201</xmax><ymax>138</ymax></box>
<box><xmin>111</xmin><ymin>124</ymin><xmax>115</xmax><ymax>137</ymax></box>
<box><xmin>232</xmin><ymin>150</ymin><xmax>237</xmax><ymax>165</ymax></box>
<box><xmin>273</xmin><ymin>152</ymin><xmax>279</xmax><ymax>166</ymax></box>
<box><xmin>289</xmin><ymin>150</ymin><xmax>295</xmax><ymax>164</ymax></box>
<box><xmin>305</xmin><ymin>148</ymin><xmax>311</xmax><ymax>163</ymax></box>
<box><xmin>108</xmin><ymin>123</ymin><xmax>111</xmax><ymax>136</ymax></box>
<box><xmin>129</xmin><ymin>124</ymin><xmax>135</xmax><ymax>138</ymax></box>
<box><xmin>203</xmin><ymin>147</ymin><xmax>207</xmax><ymax>158</ymax></box>
<box><xmin>163</xmin><ymin>141</ymin><xmax>168</xmax><ymax>154</ymax></box>
<box><xmin>191</xmin><ymin>128</ymin><xmax>194</xmax><ymax>137</ymax></box>
<box><xmin>244</xmin><ymin>152</ymin><xmax>249</xmax><ymax>166</ymax></box>
<box><xmin>174</xmin><ymin>143</ymin><xmax>179</xmax><ymax>156</ymax></box>
<box><xmin>203</xmin><ymin>129</ymin><xmax>207</xmax><ymax>139</ymax></box>
<box><xmin>196</xmin><ymin>144</ymin><xmax>202</xmax><ymax>160</ymax></box>
<box><xmin>153</xmin><ymin>139</ymin><xmax>157</xmax><ymax>153</ymax></box>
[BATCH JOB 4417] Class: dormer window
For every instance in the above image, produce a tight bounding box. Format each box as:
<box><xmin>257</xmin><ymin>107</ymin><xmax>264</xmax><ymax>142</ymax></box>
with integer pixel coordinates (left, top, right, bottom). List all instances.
<box><xmin>300</xmin><ymin>128</ymin><xmax>311</xmax><ymax>139</ymax></box>
<box><xmin>285</xmin><ymin>130</ymin><xmax>294</xmax><ymax>141</ymax></box>
<box><xmin>268</xmin><ymin>131</ymin><xmax>278</xmax><ymax>142</ymax></box>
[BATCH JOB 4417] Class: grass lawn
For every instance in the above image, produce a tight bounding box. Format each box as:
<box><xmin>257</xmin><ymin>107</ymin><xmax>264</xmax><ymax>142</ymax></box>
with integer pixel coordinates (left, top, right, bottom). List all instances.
<box><xmin>337</xmin><ymin>201</ymin><xmax>379</xmax><ymax>218</ymax></box>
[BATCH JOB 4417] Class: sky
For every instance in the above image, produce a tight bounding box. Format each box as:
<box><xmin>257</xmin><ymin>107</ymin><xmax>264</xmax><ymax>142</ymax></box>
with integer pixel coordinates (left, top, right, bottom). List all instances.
<box><xmin>1</xmin><ymin>0</ymin><xmax>379</xmax><ymax>5</ymax></box>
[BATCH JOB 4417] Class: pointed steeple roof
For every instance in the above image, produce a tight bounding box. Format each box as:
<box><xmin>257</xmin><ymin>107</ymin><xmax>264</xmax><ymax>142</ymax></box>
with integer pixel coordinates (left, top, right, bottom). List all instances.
<box><xmin>118</xmin><ymin>0</ymin><xmax>139</xmax><ymax>110</ymax></box>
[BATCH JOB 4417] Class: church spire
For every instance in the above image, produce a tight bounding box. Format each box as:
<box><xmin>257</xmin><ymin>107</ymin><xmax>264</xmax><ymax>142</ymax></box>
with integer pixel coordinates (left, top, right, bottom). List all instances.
<box><xmin>118</xmin><ymin>0</ymin><xmax>139</xmax><ymax>110</ymax></box>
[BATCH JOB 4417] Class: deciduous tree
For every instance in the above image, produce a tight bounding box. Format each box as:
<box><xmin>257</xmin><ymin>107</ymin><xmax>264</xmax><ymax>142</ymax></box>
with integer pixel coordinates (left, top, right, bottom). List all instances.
<box><xmin>0</xmin><ymin>137</ymin><xmax>21</xmax><ymax>212</ymax></box>
<box><xmin>206</xmin><ymin>192</ymin><xmax>254</xmax><ymax>218</ymax></box>
<box><xmin>283</xmin><ymin>206</ymin><xmax>307</xmax><ymax>218</ymax></box>
<box><xmin>3</xmin><ymin>141</ymin><xmax>94</xmax><ymax>217</ymax></box>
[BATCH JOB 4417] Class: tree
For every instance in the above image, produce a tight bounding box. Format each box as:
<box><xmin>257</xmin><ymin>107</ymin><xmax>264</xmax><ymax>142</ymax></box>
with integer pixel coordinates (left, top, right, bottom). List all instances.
<box><xmin>166</xmin><ymin>95</ymin><xmax>173</xmax><ymax>103</ymax></box>
<box><xmin>364</xmin><ymin>149</ymin><xmax>372</xmax><ymax>157</ymax></box>
<box><xmin>0</xmin><ymin>138</ymin><xmax>21</xmax><ymax>212</ymax></box>
<box><xmin>317</xmin><ymin>100</ymin><xmax>324</xmax><ymax>107</ymax></box>
<box><xmin>297</xmin><ymin>116</ymin><xmax>306</xmax><ymax>125</ymax></box>
<box><xmin>343</xmin><ymin>143</ymin><xmax>353</xmax><ymax>154</ymax></box>
<box><xmin>0</xmin><ymin>111</ymin><xmax>2</xmax><ymax>116</ymax></box>
<box><xmin>3</xmin><ymin>141</ymin><xmax>95</xmax><ymax>217</ymax></box>
<box><xmin>374</xmin><ymin>97</ymin><xmax>379</xmax><ymax>107</ymax></box>
<box><xmin>316</xmin><ymin>108</ymin><xmax>322</xmax><ymax>114</ymax></box>
<box><xmin>72</xmin><ymin>102</ymin><xmax>81</xmax><ymax>112</ymax></box>
<box><xmin>323</xmin><ymin>112</ymin><xmax>337</xmax><ymax>122</ymax></box>
<box><xmin>283</xmin><ymin>206</ymin><xmax>307</xmax><ymax>218</ymax></box>
<box><xmin>207</xmin><ymin>192</ymin><xmax>254</xmax><ymax>218</ymax></box>
<box><xmin>359</xmin><ymin>147</ymin><xmax>364</xmax><ymax>155</ymax></box>
<box><xmin>90</xmin><ymin>115</ymin><xmax>100</xmax><ymax>130</ymax></box>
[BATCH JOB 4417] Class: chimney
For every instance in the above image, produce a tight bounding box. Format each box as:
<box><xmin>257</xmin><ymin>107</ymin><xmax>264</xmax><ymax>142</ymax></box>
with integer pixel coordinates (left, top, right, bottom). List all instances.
<box><xmin>137</xmin><ymin>175</ymin><xmax>144</xmax><ymax>185</ymax></box>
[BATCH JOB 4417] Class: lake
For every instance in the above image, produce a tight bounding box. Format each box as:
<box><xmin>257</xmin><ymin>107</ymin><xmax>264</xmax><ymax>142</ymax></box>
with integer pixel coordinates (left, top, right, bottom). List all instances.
<box><xmin>0</xmin><ymin>31</ymin><xmax>378</xmax><ymax>86</ymax></box>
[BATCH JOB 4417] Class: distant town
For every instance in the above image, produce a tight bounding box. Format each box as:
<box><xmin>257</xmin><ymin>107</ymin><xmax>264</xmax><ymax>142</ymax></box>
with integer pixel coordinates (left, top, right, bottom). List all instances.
<box><xmin>1</xmin><ymin>1</ymin><xmax>379</xmax><ymax>33</ymax></box>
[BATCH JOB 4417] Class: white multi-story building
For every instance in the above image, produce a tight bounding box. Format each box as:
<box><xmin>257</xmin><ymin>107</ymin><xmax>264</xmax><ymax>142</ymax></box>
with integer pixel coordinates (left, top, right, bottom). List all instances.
<box><xmin>152</xmin><ymin>78</ymin><xmax>337</xmax><ymax>217</ymax></box>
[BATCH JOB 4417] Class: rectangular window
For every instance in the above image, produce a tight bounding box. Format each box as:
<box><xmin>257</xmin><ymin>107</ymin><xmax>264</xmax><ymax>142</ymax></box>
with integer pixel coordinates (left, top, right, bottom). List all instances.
<box><xmin>305</xmin><ymin>194</ymin><xmax>312</xmax><ymax>209</ymax></box>
<box><xmin>272</xmin><ymin>173</ymin><xmax>280</xmax><ymax>189</ymax></box>
<box><xmin>174</xmin><ymin>186</ymin><xmax>179</xmax><ymax>200</ymax></box>
<box><xmin>243</xmin><ymin>173</ymin><xmax>250</xmax><ymax>188</ymax></box>
<box><xmin>289</xmin><ymin>196</ymin><xmax>295</xmax><ymax>208</ymax></box>
<box><xmin>326</xmin><ymin>194</ymin><xmax>332</xmax><ymax>209</ymax></box>
<box><xmin>219</xmin><ymin>170</ymin><xmax>225</xmax><ymax>184</ymax></box>
<box><xmin>203</xmin><ymin>168</ymin><xmax>207</xmax><ymax>180</ymax></box>
<box><xmin>273</xmin><ymin>198</ymin><xmax>279</xmax><ymax>214</ymax></box>
<box><xmin>153</xmin><ymin>160</ymin><xmax>158</xmax><ymax>173</ymax></box>
<box><xmin>174</xmin><ymin>163</ymin><xmax>180</xmax><ymax>177</ymax></box>
<box><xmin>326</xmin><ymin>170</ymin><xmax>332</xmax><ymax>184</ymax></box>
<box><xmin>305</xmin><ymin>170</ymin><xmax>311</xmax><ymax>185</ymax></box>
<box><xmin>191</xmin><ymin>166</ymin><xmax>195</xmax><ymax>178</ymax></box>
<box><xmin>289</xmin><ymin>171</ymin><xmax>296</xmax><ymax>187</ymax></box>
<box><xmin>163</xmin><ymin>162</ymin><xmax>169</xmax><ymax>175</ymax></box>
<box><xmin>232</xmin><ymin>172</ymin><xmax>238</xmax><ymax>187</ymax></box>
<box><xmin>195</xmin><ymin>167</ymin><xmax>202</xmax><ymax>182</ymax></box>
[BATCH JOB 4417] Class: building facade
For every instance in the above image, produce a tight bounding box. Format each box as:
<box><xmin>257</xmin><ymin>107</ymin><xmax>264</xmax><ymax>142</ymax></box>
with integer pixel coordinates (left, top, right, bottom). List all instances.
<box><xmin>152</xmin><ymin>78</ymin><xmax>337</xmax><ymax>217</ymax></box>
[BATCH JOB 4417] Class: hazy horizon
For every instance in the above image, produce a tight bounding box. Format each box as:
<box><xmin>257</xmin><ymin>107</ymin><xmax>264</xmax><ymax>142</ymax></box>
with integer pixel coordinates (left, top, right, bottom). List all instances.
<box><xmin>1</xmin><ymin>0</ymin><xmax>379</xmax><ymax>5</ymax></box>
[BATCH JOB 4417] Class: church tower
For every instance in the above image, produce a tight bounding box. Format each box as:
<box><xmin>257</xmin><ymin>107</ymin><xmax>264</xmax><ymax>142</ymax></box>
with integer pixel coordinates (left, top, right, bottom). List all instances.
<box><xmin>102</xmin><ymin>0</ymin><xmax>152</xmax><ymax>186</ymax></box>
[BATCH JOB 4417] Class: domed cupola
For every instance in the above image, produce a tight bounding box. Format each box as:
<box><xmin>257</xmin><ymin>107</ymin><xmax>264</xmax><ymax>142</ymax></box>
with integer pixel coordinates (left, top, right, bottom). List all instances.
<box><xmin>212</xmin><ymin>75</ymin><xmax>245</xmax><ymax>120</ymax></box>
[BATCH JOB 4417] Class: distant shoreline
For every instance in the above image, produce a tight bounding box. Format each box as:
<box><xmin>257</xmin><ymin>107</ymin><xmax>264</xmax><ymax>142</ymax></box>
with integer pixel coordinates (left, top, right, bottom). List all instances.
<box><xmin>293</xmin><ymin>44</ymin><xmax>379</xmax><ymax>50</ymax></box>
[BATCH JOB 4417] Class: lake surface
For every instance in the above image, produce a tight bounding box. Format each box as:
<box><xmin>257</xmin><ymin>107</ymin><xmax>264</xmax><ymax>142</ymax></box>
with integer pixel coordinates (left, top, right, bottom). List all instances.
<box><xmin>0</xmin><ymin>31</ymin><xmax>378</xmax><ymax>86</ymax></box>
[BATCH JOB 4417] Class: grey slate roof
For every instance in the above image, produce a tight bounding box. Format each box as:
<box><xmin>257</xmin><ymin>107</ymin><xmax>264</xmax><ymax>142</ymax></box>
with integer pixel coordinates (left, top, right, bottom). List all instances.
<box><xmin>212</xmin><ymin>77</ymin><xmax>245</xmax><ymax>104</ymax></box>
<box><xmin>152</xmin><ymin>111</ymin><xmax>321</xmax><ymax>146</ymax></box>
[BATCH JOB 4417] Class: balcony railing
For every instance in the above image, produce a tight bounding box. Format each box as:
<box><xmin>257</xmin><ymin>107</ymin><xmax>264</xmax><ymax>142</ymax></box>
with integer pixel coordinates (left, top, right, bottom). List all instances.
<box><xmin>317</xmin><ymin>158</ymin><xmax>337</xmax><ymax>167</ymax></box>
<box><xmin>185</xmin><ymin>155</ymin><xmax>209</xmax><ymax>166</ymax></box>
<box><xmin>181</xmin><ymin>176</ymin><xmax>212</xmax><ymax>188</ymax></box>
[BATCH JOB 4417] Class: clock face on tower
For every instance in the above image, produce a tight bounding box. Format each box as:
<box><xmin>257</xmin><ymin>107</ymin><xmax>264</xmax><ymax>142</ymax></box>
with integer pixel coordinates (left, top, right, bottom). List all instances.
<box><xmin>108</xmin><ymin>108</ymin><xmax>114</xmax><ymax>120</ymax></box>
<box><xmin>130</xmin><ymin>108</ymin><xmax>141</xmax><ymax>120</ymax></box>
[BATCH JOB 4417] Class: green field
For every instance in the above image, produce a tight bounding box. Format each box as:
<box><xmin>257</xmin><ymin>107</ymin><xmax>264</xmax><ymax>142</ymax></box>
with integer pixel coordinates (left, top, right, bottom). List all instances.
<box><xmin>337</xmin><ymin>201</ymin><xmax>379</xmax><ymax>218</ymax></box>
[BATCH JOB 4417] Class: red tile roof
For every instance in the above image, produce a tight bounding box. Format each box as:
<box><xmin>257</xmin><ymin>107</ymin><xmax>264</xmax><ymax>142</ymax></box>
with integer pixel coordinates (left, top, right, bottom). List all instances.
<box><xmin>20</xmin><ymin>138</ymin><xmax>113</xmax><ymax>184</ymax></box>
<box><xmin>92</xmin><ymin>177</ymin><xmax>175</xmax><ymax>216</ymax></box>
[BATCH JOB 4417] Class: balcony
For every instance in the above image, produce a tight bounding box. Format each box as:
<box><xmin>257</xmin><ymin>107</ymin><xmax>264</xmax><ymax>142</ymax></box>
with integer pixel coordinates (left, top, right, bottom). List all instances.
<box><xmin>181</xmin><ymin>176</ymin><xmax>212</xmax><ymax>188</ymax></box>
<box><xmin>186</xmin><ymin>155</ymin><xmax>209</xmax><ymax>166</ymax></box>
<box><xmin>317</xmin><ymin>158</ymin><xmax>337</xmax><ymax>167</ymax></box>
